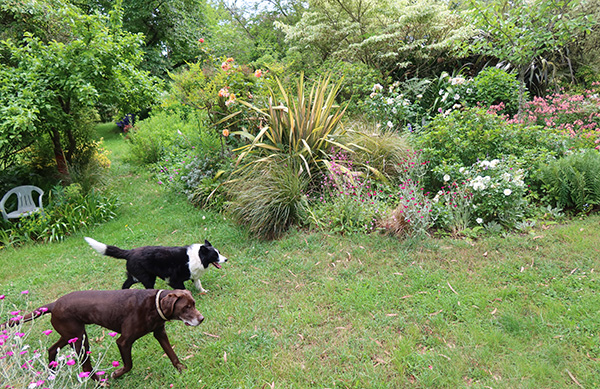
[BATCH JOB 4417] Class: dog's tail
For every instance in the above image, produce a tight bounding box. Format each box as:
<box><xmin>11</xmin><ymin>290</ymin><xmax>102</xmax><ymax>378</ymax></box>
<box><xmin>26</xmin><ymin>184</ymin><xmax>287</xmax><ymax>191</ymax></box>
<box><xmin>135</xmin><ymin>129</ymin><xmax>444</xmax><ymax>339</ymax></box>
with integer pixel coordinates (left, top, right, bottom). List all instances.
<box><xmin>0</xmin><ymin>303</ymin><xmax>54</xmax><ymax>330</ymax></box>
<box><xmin>84</xmin><ymin>237</ymin><xmax>130</xmax><ymax>260</ymax></box>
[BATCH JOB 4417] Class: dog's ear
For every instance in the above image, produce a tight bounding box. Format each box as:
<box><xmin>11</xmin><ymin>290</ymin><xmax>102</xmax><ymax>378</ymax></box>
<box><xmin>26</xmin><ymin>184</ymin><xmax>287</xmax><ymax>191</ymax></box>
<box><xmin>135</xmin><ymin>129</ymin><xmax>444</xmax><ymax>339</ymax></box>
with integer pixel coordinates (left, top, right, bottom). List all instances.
<box><xmin>160</xmin><ymin>291</ymin><xmax>185</xmax><ymax>318</ymax></box>
<box><xmin>204</xmin><ymin>239</ymin><xmax>212</xmax><ymax>247</ymax></box>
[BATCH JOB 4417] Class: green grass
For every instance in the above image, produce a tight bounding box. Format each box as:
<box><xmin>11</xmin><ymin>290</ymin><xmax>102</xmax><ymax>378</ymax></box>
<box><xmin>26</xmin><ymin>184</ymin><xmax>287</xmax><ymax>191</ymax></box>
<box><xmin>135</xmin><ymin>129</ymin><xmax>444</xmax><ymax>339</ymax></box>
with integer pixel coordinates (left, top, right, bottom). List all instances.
<box><xmin>1</xmin><ymin>124</ymin><xmax>599</xmax><ymax>388</ymax></box>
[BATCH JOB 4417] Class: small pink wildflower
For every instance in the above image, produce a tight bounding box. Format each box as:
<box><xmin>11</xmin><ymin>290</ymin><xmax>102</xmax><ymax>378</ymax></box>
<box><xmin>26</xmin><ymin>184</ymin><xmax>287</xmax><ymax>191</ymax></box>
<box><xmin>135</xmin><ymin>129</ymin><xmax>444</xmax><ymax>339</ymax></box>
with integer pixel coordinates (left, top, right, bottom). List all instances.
<box><xmin>66</xmin><ymin>359</ymin><xmax>75</xmax><ymax>366</ymax></box>
<box><xmin>112</xmin><ymin>361</ymin><xmax>120</xmax><ymax>367</ymax></box>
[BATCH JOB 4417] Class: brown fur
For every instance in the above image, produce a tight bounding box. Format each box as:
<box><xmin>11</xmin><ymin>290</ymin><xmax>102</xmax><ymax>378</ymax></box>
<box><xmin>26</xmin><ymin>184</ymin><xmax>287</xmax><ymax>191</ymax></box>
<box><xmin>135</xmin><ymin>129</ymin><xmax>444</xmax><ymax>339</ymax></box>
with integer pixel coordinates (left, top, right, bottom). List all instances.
<box><xmin>2</xmin><ymin>289</ymin><xmax>203</xmax><ymax>380</ymax></box>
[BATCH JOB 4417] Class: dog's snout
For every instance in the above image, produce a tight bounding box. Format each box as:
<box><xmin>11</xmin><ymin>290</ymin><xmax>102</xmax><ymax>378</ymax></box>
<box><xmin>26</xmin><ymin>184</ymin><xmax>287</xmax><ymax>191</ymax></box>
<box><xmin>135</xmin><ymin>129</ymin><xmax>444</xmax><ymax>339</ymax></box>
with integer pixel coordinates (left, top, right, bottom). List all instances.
<box><xmin>198</xmin><ymin>314</ymin><xmax>204</xmax><ymax>324</ymax></box>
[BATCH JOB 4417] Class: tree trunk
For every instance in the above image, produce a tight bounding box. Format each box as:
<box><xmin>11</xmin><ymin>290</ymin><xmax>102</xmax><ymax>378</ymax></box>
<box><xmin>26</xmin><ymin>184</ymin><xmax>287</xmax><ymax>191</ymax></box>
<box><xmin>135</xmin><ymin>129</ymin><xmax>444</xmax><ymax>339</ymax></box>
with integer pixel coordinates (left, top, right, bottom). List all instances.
<box><xmin>49</xmin><ymin>127</ymin><xmax>70</xmax><ymax>181</ymax></box>
<box><xmin>518</xmin><ymin>66</ymin><xmax>526</xmax><ymax>118</ymax></box>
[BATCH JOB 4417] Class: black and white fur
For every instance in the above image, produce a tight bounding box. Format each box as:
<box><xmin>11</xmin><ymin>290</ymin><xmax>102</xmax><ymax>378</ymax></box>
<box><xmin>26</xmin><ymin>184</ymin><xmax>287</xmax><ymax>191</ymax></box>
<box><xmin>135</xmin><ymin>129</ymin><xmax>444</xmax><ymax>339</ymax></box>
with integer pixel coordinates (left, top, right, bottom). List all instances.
<box><xmin>84</xmin><ymin>237</ymin><xmax>227</xmax><ymax>293</ymax></box>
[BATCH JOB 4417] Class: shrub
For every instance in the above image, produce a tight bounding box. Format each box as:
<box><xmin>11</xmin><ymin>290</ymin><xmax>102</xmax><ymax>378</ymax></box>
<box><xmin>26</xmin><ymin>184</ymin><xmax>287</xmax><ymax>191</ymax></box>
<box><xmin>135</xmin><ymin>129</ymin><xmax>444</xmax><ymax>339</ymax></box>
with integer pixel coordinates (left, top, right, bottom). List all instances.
<box><xmin>362</xmin><ymin>80</ymin><xmax>427</xmax><ymax>131</ymax></box>
<box><xmin>537</xmin><ymin>149</ymin><xmax>600</xmax><ymax>212</ymax></box>
<box><xmin>309</xmin><ymin>152</ymin><xmax>387</xmax><ymax>235</ymax></box>
<box><xmin>507</xmin><ymin>87</ymin><xmax>600</xmax><ymax>149</ymax></box>
<box><xmin>465</xmin><ymin>67</ymin><xmax>523</xmax><ymax>115</ymax></box>
<box><xmin>167</xmin><ymin>57</ymin><xmax>273</xmax><ymax>137</ymax></box>
<box><xmin>413</xmin><ymin>107</ymin><xmax>566</xmax><ymax>189</ymax></box>
<box><xmin>235</xmin><ymin>73</ymin><xmax>348</xmax><ymax>179</ymax></box>
<box><xmin>439</xmin><ymin>159</ymin><xmax>529</xmax><ymax>228</ymax></box>
<box><xmin>127</xmin><ymin>110</ymin><xmax>206</xmax><ymax>165</ymax></box>
<box><xmin>320</xmin><ymin>60</ymin><xmax>388</xmax><ymax>116</ymax></box>
<box><xmin>227</xmin><ymin>160</ymin><xmax>309</xmax><ymax>240</ymax></box>
<box><xmin>341</xmin><ymin>123</ymin><xmax>413</xmax><ymax>181</ymax></box>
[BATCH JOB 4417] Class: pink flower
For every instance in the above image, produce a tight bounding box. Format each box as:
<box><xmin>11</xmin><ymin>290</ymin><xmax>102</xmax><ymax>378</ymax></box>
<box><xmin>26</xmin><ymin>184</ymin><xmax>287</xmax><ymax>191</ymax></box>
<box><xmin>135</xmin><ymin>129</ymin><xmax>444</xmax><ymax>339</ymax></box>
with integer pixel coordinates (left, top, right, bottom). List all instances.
<box><xmin>21</xmin><ymin>290</ymin><xmax>28</xmax><ymax>295</ymax></box>
<box><xmin>108</xmin><ymin>332</ymin><xmax>117</xmax><ymax>337</ymax></box>
<box><xmin>78</xmin><ymin>372</ymin><xmax>90</xmax><ymax>378</ymax></box>
<box><xmin>198</xmin><ymin>38</ymin><xmax>204</xmax><ymax>43</ymax></box>
<box><xmin>0</xmin><ymin>295</ymin><xmax>4</xmax><ymax>300</ymax></box>
<box><xmin>66</xmin><ymin>359</ymin><xmax>75</xmax><ymax>366</ymax></box>
<box><xmin>49</xmin><ymin>361</ymin><xmax>58</xmax><ymax>368</ymax></box>
<box><xmin>254</xmin><ymin>69</ymin><xmax>263</xmax><ymax>78</ymax></box>
<box><xmin>68</xmin><ymin>337</ymin><xmax>78</xmax><ymax>344</ymax></box>
<box><xmin>43</xmin><ymin>330</ymin><xmax>52</xmax><ymax>336</ymax></box>
<box><xmin>112</xmin><ymin>361</ymin><xmax>120</xmax><ymax>367</ymax></box>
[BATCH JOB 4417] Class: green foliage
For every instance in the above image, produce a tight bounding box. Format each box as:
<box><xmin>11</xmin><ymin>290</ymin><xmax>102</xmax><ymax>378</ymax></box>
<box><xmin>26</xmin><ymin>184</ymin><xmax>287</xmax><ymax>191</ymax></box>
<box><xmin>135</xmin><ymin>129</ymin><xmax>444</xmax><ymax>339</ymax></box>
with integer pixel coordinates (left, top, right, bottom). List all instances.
<box><xmin>463</xmin><ymin>0</ymin><xmax>595</xmax><ymax>106</ymax></box>
<box><xmin>77</xmin><ymin>0</ymin><xmax>208</xmax><ymax>78</ymax></box>
<box><xmin>235</xmin><ymin>73</ymin><xmax>348</xmax><ymax>178</ymax></box>
<box><xmin>0</xmin><ymin>0</ymin><xmax>161</xmax><ymax>177</ymax></box>
<box><xmin>315</xmin><ymin>60</ymin><xmax>385</xmax><ymax>115</ymax></box>
<box><xmin>342</xmin><ymin>124</ymin><xmax>413</xmax><ymax>180</ymax></box>
<box><xmin>308</xmin><ymin>150</ymin><xmax>387</xmax><ymax>235</ymax></box>
<box><xmin>537</xmin><ymin>149</ymin><xmax>600</xmax><ymax>212</ymax></box>
<box><xmin>127</xmin><ymin>110</ymin><xmax>210</xmax><ymax>165</ymax></box>
<box><xmin>441</xmin><ymin>159</ymin><xmax>529</xmax><ymax>228</ymax></box>
<box><xmin>278</xmin><ymin>0</ymin><xmax>471</xmax><ymax>78</ymax></box>
<box><xmin>413</xmin><ymin>107</ymin><xmax>567</xmax><ymax>189</ymax></box>
<box><xmin>0</xmin><ymin>184</ymin><xmax>118</xmax><ymax>248</ymax></box>
<box><xmin>227</xmin><ymin>161</ymin><xmax>309</xmax><ymax>240</ymax></box>
<box><xmin>508</xmin><ymin>88</ymin><xmax>600</xmax><ymax>149</ymax></box>
<box><xmin>167</xmin><ymin>56</ymin><xmax>272</xmax><ymax>136</ymax></box>
<box><xmin>466</xmin><ymin>67</ymin><xmax>523</xmax><ymax>115</ymax></box>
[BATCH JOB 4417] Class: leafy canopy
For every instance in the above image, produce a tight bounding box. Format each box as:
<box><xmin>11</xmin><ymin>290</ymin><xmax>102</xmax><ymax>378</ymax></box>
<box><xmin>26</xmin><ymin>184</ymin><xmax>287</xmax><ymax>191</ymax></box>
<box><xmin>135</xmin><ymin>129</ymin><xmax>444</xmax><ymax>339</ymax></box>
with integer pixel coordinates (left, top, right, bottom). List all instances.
<box><xmin>0</xmin><ymin>0</ymin><xmax>161</xmax><ymax>173</ymax></box>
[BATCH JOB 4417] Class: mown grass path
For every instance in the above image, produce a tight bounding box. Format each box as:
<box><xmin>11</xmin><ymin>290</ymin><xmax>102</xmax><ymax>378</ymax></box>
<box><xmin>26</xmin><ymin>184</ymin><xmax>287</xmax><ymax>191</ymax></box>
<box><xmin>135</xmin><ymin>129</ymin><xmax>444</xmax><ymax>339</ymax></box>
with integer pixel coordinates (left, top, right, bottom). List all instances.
<box><xmin>1</xmin><ymin>124</ymin><xmax>599</xmax><ymax>388</ymax></box>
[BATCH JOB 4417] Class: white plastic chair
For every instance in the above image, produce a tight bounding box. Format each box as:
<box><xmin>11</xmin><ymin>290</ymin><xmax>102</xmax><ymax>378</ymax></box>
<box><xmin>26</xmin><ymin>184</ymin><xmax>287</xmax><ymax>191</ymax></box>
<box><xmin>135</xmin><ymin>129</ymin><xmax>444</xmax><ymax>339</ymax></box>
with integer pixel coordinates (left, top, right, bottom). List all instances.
<box><xmin>0</xmin><ymin>185</ymin><xmax>45</xmax><ymax>220</ymax></box>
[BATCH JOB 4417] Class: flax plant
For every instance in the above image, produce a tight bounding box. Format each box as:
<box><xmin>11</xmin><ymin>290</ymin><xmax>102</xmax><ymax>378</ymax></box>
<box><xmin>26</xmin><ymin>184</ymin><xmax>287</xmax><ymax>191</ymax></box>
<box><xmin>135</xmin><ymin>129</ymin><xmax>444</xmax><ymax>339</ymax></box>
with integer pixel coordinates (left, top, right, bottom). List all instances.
<box><xmin>234</xmin><ymin>73</ymin><xmax>349</xmax><ymax>178</ymax></box>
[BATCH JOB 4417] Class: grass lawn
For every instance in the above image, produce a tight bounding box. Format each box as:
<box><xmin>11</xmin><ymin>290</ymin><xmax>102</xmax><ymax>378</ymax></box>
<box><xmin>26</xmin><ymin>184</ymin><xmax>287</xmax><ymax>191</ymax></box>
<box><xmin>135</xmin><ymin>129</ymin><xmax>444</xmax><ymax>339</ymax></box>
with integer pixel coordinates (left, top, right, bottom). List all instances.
<box><xmin>1</xmin><ymin>124</ymin><xmax>599</xmax><ymax>388</ymax></box>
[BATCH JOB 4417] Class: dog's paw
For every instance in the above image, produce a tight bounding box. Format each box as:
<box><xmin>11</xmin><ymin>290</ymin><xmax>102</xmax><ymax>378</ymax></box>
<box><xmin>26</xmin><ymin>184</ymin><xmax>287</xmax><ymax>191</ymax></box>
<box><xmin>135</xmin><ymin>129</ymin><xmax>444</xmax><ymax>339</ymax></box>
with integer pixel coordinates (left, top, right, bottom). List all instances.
<box><xmin>111</xmin><ymin>368</ymin><xmax>126</xmax><ymax>379</ymax></box>
<box><xmin>176</xmin><ymin>362</ymin><xmax>187</xmax><ymax>372</ymax></box>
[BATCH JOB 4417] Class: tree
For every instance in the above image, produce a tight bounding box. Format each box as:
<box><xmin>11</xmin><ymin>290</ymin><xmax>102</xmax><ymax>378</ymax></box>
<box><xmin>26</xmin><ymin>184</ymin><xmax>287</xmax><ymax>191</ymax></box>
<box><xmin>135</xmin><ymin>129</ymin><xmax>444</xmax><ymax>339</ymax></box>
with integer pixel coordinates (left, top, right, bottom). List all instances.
<box><xmin>0</xmin><ymin>0</ymin><xmax>160</xmax><ymax>177</ymax></box>
<box><xmin>73</xmin><ymin>0</ymin><xmax>209</xmax><ymax>78</ymax></box>
<box><xmin>277</xmin><ymin>0</ymin><xmax>471</xmax><ymax>79</ymax></box>
<box><xmin>464</xmin><ymin>0</ymin><xmax>595</xmax><ymax>112</ymax></box>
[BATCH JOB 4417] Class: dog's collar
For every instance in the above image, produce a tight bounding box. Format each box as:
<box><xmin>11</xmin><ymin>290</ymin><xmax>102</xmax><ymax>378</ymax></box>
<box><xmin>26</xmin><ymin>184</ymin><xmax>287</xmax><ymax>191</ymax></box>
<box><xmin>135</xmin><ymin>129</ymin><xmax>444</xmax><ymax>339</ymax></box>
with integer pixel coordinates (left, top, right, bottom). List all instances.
<box><xmin>155</xmin><ymin>290</ymin><xmax>169</xmax><ymax>321</ymax></box>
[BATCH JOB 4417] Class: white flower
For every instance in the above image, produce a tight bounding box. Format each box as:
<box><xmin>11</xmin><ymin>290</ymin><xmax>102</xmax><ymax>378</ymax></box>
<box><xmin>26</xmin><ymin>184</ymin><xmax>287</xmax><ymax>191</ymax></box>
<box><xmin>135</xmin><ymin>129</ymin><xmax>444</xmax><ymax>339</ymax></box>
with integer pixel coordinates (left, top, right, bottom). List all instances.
<box><xmin>504</xmin><ymin>188</ymin><xmax>512</xmax><ymax>196</ymax></box>
<box><xmin>439</xmin><ymin>89</ymin><xmax>444</xmax><ymax>96</ymax></box>
<box><xmin>417</xmin><ymin>94</ymin><xmax>423</xmax><ymax>99</ymax></box>
<box><xmin>441</xmin><ymin>93</ymin><xmax>449</xmax><ymax>102</ymax></box>
<box><xmin>386</xmin><ymin>98</ymin><xmax>394</xmax><ymax>105</ymax></box>
<box><xmin>489</xmin><ymin>159</ymin><xmax>500</xmax><ymax>168</ymax></box>
<box><xmin>372</xmin><ymin>83</ymin><xmax>383</xmax><ymax>92</ymax></box>
<box><xmin>443</xmin><ymin>174</ymin><xmax>450</xmax><ymax>182</ymax></box>
<box><xmin>454</xmin><ymin>94</ymin><xmax>460</xmax><ymax>100</ymax></box>
<box><xmin>476</xmin><ymin>218</ymin><xmax>483</xmax><ymax>224</ymax></box>
<box><xmin>369</xmin><ymin>92</ymin><xmax>377</xmax><ymax>98</ymax></box>
<box><xmin>466</xmin><ymin>88</ymin><xmax>473</xmax><ymax>94</ymax></box>
<box><xmin>387</xmin><ymin>121</ymin><xmax>394</xmax><ymax>129</ymax></box>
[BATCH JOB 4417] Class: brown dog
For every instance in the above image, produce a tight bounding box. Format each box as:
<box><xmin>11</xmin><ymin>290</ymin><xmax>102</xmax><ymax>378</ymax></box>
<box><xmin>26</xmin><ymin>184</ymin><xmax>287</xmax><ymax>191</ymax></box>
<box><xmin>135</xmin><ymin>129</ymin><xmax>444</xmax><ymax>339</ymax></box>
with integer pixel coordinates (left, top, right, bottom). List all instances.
<box><xmin>2</xmin><ymin>289</ymin><xmax>203</xmax><ymax>380</ymax></box>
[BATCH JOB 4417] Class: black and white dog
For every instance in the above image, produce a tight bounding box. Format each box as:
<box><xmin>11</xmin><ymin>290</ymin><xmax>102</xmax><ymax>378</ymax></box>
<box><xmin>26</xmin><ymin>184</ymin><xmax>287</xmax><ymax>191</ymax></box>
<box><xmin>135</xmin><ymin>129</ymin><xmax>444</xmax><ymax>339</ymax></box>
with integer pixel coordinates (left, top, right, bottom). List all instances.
<box><xmin>84</xmin><ymin>237</ymin><xmax>227</xmax><ymax>293</ymax></box>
